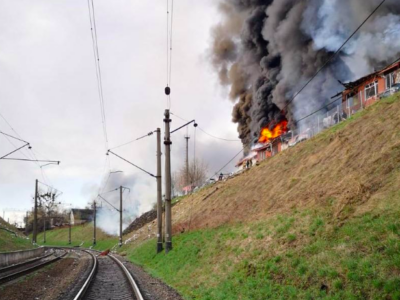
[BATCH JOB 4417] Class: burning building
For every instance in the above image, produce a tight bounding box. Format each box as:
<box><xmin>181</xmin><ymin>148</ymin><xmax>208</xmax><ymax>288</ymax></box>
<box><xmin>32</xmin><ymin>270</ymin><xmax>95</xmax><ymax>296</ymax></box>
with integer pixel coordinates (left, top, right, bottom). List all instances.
<box><xmin>341</xmin><ymin>61</ymin><xmax>400</xmax><ymax>116</ymax></box>
<box><xmin>211</xmin><ymin>0</ymin><xmax>400</xmax><ymax>150</ymax></box>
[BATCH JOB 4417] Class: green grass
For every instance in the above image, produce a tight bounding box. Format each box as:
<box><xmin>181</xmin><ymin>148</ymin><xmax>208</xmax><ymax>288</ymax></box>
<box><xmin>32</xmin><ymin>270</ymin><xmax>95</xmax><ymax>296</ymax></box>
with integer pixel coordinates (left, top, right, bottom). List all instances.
<box><xmin>0</xmin><ymin>218</ymin><xmax>33</xmax><ymax>252</ymax></box>
<box><xmin>123</xmin><ymin>204</ymin><xmax>400</xmax><ymax>300</ymax></box>
<box><xmin>35</xmin><ymin>223</ymin><xmax>119</xmax><ymax>251</ymax></box>
<box><xmin>0</xmin><ymin>230</ymin><xmax>33</xmax><ymax>252</ymax></box>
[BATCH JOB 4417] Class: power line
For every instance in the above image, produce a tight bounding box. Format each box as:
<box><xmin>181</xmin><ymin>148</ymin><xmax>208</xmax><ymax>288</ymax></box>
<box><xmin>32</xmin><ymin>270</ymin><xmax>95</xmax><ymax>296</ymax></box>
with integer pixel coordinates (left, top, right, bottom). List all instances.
<box><xmin>171</xmin><ymin>112</ymin><xmax>240</xmax><ymax>142</ymax></box>
<box><xmin>166</xmin><ymin>0</ymin><xmax>175</xmax><ymax>109</ymax></box>
<box><xmin>197</xmin><ymin>126</ymin><xmax>240</xmax><ymax>142</ymax></box>
<box><xmin>109</xmin><ymin>130</ymin><xmax>156</xmax><ymax>150</ymax></box>
<box><xmin>296</xmin><ymin>54</ymin><xmax>400</xmax><ymax>124</ymax></box>
<box><xmin>0</xmin><ymin>121</ymin><xmax>52</xmax><ymax>184</ymax></box>
<box><xmin>210</xmin><ymin>148</ymin><xmax>244</xmax><ymax>179</ymax></box>
<box><xmin>87</xmin><ymin>0</ymin><xmax>109</xmax><ymax>151</ymax></box>
<box><xmin>284</xmin><ymin>0</ymin><xmax>387</xmax><ymax>111</ymax></box>
<box><xmin>107</xmin><ymin>150</ymin><xmax>157</xmax><ymax>178</ymax></box>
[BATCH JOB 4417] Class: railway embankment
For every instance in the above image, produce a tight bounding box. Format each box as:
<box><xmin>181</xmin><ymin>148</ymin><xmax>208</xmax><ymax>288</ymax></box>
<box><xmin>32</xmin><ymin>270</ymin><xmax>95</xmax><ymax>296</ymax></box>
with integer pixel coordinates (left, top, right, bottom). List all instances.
<box><xmin>0</xmin><ymin>217</ymin><xmax>32</xmax><ymax>252</ymax></box>
<box><xmin>121</xmin><ymin>94</ymin><xmax>400</xmax><ymax>300</ymax></box>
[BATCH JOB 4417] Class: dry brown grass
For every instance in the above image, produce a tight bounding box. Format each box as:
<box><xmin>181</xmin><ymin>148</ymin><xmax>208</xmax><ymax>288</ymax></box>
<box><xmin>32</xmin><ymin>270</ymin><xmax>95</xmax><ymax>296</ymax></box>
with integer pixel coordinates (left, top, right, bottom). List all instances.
<box><xmin>125</xmin><ymin>95</ymin><xmax>400</xmax><ymax>242</ymax></box>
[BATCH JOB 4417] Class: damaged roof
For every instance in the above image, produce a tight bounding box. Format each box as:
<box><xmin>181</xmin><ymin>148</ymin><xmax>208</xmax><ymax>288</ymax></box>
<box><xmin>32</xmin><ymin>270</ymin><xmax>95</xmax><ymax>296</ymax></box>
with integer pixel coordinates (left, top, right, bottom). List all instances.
<box><xmin>341</xmin><ymin>61</ymin><xmax>400</xmax><ymax>91</ymax></box>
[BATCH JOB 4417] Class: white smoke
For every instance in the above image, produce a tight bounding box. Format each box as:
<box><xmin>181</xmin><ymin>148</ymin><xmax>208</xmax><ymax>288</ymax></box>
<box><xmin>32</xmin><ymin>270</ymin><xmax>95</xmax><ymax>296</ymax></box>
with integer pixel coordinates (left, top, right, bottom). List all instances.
<box><xmin>85</xmin><ymin>172</ymin><xmax>155</xmax><ymax>236</ymax></box>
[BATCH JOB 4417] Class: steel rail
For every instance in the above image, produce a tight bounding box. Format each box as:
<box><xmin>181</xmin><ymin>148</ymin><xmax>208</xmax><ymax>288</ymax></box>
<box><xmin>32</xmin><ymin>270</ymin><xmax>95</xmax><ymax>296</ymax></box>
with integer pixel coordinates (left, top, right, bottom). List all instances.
<box><xmin>73</xmin><ymin>250</ymin><xmax>98</xmax><ymax>300</ymax></box>
<box><xmin>0</xmin><ymin>249</ymin><xmax>68</xmax><ymax>285</ymax></box>
<box><xmin>109</xmin><ymin>254</ymin><xmax>144</xmax><ymax>300</ymax></box>
<box><xmin>75</xmin><ymin>249</ymin><xmax>144</xmax><ymax>300</ymax></box>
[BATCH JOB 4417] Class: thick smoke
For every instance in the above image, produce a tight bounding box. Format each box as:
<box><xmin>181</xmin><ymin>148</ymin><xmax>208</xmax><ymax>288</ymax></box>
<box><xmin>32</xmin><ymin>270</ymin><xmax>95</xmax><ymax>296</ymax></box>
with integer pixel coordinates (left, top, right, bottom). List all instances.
<box><xmin>83</xmin><ymin>173</ymin><xmax>154</xmax><ymax>236</ymax></box>
<box><xmin>211</xmin><ymin>0</ymin><xmax>400</xmax><ymax>145</ymax></box>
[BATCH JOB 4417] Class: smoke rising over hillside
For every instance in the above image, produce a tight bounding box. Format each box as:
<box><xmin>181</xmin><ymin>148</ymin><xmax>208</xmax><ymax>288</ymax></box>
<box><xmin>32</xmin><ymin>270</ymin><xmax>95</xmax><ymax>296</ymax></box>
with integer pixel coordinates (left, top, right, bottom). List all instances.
<box><xmin>211</xmin><ymin>0</ymin><xmax>400</xmax><ymax>146</ymax></box>
<box><xmin>83</xmin><ymin>173</ymin><xmax>154</xmax><ymax>236</ymax></box>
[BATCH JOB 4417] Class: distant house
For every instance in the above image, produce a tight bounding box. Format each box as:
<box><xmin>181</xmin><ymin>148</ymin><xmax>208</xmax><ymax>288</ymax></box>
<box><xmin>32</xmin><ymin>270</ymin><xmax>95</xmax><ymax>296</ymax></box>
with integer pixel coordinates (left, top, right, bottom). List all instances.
<box><xmin>70</xmin><ymin>209</ymin><xmax>94</xmax><ymax>225</ymax></box>
<box><xmin>182</xmin><ymin>185</ymin><xmax>194</xmax><ymax>195</ymax></box>
<box><xmin>341</xmin><ymin>61</ymin><xmax>400</xmax><ymax>116</ymax></box>
<box><xmin>235</xmin><ymin>152</ymin><xmax>257</xmax><ymax>171</ymax></box>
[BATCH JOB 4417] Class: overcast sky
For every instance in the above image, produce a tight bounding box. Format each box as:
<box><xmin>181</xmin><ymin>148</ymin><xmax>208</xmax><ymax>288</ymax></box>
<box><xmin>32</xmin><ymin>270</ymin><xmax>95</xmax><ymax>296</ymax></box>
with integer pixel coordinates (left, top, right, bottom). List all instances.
<box><xmin>0</xmin><ymin>0</ymin><xmax>241</xmax><ymax>225</ymax></box>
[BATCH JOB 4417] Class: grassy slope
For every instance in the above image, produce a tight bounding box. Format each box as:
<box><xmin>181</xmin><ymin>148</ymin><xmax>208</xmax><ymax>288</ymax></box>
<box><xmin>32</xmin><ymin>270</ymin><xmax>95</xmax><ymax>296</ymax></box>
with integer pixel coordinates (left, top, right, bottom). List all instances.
<box><xmin>35</xmin><ymin>223</ymin><xmax>118</xmax><ymax>251</ymax></box>
<box><xmin>122</xmin><ymin>95</ymin><xmax>400</xmax><ymax>300</ymax></box>
<box><xmin>0</xmin><ymin>218</ymin><xmax>33</xmax><ymax>252</ymax></box>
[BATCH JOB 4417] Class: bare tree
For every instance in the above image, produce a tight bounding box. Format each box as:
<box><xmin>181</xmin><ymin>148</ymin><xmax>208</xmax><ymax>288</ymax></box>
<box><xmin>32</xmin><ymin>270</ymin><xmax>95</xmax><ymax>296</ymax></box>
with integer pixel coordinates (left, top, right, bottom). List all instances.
<box><xmin>173</xmin><ymin>159</ymin><xmax>208</xmax><ymax>192</ymax></box>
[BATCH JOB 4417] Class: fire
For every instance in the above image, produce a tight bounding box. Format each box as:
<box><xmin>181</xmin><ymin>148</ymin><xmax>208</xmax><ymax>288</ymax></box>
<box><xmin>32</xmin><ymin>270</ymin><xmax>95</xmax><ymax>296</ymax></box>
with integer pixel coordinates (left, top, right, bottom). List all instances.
<box><xmin>258</xmin><ymin>120</ymin><xmax>288</xmax><ymax>143</ymax></box>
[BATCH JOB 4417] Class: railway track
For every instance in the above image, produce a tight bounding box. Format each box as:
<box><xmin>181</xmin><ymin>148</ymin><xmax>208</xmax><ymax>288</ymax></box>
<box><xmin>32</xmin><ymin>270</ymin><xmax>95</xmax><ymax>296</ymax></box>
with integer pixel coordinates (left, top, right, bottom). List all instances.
<box><xmin>0</xmin><ymin>248</ymin><xmax>68</xmax><ymax>285</ymax></box>
<box><xmin>74</xmin><ymin>250</ymin><xmax>144</xmax><ymax>300</ymax></box>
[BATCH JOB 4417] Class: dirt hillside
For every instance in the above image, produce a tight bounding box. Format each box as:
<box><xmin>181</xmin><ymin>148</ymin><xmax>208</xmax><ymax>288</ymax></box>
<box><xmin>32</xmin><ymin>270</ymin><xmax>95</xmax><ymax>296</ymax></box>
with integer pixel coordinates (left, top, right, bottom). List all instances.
<box><xmin>125</xmin><ymin>95</ymin><xmax>400</xmax><ymax>242</ymax></box>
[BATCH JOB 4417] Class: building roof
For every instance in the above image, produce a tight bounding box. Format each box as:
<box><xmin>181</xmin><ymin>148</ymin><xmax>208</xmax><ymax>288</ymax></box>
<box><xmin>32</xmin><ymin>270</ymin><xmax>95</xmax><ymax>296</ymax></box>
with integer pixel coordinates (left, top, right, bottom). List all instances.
<box><xmin>235</xmin><ymin>152</ymin><xmax>257</xmax><ymax>167</ymax></box>
<box><xmin>341</xmin><ymin>61</ymin><xmax>400</xmax><ymax>92</ymax></box>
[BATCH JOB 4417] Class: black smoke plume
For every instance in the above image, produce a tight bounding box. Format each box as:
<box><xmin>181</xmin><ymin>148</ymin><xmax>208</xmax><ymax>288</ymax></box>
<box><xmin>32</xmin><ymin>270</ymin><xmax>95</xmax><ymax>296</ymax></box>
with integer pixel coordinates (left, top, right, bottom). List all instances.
<box><xmin>211</xmin><ymin>0</ymin><xmax>400</xmax><ymax>146</ymax></box>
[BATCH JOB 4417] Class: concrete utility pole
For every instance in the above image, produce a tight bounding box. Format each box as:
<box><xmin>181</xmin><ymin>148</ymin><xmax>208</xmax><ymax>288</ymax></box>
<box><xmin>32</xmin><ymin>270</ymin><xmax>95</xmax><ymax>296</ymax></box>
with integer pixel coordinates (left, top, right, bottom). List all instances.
<box><xmin>25</xmin><ymin>211</ymin><xmax>28</xmax><ymax>236</ymax></box>
<box><xmin>185</xmin><ymin>135</ymin><xmax>190</xmax><ymax>187</ymax></box>
<box><xmin>119</xmin><ymin>186</ymin><xmax>123</xmax><ymax>247</ymax></box>
<box><xmin>33</xmin><ymin>179</ymin><xmax>38</xmax><ymax>244</ymax></box>
<box><xmin>93</xmin><ymin>201</ymin><xmax>97</xmax><ymax>245</ymax></box>
<box><xmin>43</xmin><ymin>211</ymin><xmax>46</xmax><ymax>243</ymax></box>
<box><xmin>156</xmin><ymin>128</ymin><xmax>163</xmax><ymax>253</ymax></box>
<box><xmin>164</xmin><ymin>109</ymin><xmax>172</xmax><ymax>253</ymax></box>
<box><xmin>69</xmin><ymin>210</ymin><xmax>72</xmax><ymax>245</ymax></box>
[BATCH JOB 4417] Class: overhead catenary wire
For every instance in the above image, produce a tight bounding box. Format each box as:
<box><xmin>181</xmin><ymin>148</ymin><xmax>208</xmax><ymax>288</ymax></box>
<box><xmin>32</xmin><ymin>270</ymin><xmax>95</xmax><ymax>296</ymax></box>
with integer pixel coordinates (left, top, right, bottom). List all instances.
<box><xmin>283</xmin><ymin>0</ymin><xmax>387</xmax><ymax>113</ymax></box>
<box><xmin>0</xmin><ymin>121</ymin><xmax>52</xmax><ymax>184</ymax></box>
<box><xmin>87</xmin><ymin>0</ymin><xmax>109</xmax><ymax>152</ymax></box>
<box><xmin>165</xmin><ymin>0</ymin><xmax>175</xmax><ymax>109</ymax></box>
<box><xmin>107</xmin><ymin>150</ymin><xmax>157</xmax><ymax>178</ymax></box>
<box><xmin>295</xmin><ymin>55</ymin><xmax>400</xmax><ymax>124</ymax></box>
<box><xmin>210</xmin><ymin>148</ymin><xmax>244</xmax><ymax>179</ymax></box>
<box><xmin>170</xmin><ymin>112</ymin><xmax>240</xmax><ymax>142</ymax></box>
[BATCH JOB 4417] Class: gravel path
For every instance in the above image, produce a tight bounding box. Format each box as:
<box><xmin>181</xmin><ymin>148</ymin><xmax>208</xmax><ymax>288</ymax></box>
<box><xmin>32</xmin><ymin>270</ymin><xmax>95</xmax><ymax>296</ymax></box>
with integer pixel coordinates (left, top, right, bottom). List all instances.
<box><xmin>115</xmin><ymin>254</ymin><xmax>184</xmax><ymax>300</ymax></box>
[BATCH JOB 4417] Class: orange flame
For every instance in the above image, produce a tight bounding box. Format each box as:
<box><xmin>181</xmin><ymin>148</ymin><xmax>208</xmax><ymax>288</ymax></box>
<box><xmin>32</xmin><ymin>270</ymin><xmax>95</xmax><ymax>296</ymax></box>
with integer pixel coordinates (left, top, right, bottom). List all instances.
<box><xmin>258</xmin><ymin>120</ymin><xmax>288</xmax><ymax>143</ymax></box>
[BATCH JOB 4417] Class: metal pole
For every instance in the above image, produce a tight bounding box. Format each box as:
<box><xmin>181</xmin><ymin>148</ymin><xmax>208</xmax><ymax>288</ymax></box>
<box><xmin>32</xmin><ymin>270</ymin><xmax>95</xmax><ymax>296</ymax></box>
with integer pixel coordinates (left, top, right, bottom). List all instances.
<box><xmin>33</xmin><ymin>179</ymin><xmax>38</xmax><ymax>244</ymax></box>
<box><xmin>43</xmin><ymin>210</ymin><xmax>46</xmax><ymax>243</ymax></box>
<box><xmin>156</xmin><ymin>128</ymin><xmax>163</xmax><ymax>253</ymax></box>
<box><xmin>93</xmin><ymin>201</ymin><xmax>97</xmax><ymax>245</ymax></box>
<box><xmin>69</xmin><ymin>210</ymin><xmax>72</xmax><ymax>245</ymax></box>
<box><xmin>185</xmin><ymin>136</ymin><xmax>190</xmax><ymax>188</ymax></box>
<box><xmin>119</xmin><ymin>186</ymin><xmax>123</xmax><ymax>247</ymax></box>
<box><xmin>164</xmin><ymin>109</ymin><xmax>173</xmax><ymax>253</ymax></box>
<box><xmin>25</xmin><ymin>211</ymin><xmax>28</xmax><ymax>236</ymax></box>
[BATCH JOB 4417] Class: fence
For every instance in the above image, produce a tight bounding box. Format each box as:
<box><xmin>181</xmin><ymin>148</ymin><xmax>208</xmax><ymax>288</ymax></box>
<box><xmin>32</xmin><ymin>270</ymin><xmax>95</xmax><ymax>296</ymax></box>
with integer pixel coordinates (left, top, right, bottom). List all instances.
<box><xmin>292</xmin><ymin>96</ymin><xmax>367</xmax><ymax>141</ymax></box>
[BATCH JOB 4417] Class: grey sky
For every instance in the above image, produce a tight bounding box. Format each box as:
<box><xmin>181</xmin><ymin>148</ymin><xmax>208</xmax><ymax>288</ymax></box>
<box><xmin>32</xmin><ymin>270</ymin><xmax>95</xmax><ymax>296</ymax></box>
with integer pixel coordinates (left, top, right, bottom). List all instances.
<box><xmin>0</xmin><ymin>0</ymin><xmax>240</xmax><ymax>225</ymax></box>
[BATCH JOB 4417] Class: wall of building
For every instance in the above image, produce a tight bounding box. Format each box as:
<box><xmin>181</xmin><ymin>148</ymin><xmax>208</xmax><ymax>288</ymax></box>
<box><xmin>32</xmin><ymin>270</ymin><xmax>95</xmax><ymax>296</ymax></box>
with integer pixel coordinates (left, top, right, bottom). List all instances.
<box><xmin>343</xmin><ymin>65</ymin><xmax>400</xmax><ymax>114</ymax></box>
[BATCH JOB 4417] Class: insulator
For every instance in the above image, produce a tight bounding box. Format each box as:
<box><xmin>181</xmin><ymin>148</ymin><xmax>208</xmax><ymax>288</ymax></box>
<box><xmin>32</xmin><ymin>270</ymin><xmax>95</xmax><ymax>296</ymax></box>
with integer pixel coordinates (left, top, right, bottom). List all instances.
<box><xmin>165</xmin><ymin>86</ymin><xmax>171</xmax><ymax>95</ymax></box>
<box><xmin>194</xmin><ymin>123</ymin><xmax>198</xmax><ymax>128</ymax></box>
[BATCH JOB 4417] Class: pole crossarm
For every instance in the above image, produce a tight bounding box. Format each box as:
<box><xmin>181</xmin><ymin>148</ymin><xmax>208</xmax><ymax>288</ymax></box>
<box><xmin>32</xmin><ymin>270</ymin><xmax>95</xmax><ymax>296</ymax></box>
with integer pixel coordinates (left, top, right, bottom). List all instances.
<box><xmin>170</xmin><ymin>119</ymin><xmax>197</xmax><ymax>134</ymax></box>
<box><xmin>97</xmin><ymin>195</ymin><xmax>120</xmax><ymax>212</ymax></box>
<box><xmin>109</xmin><ymin>130</ymin><xmax>157</xmax><ymax>150</ymax></box>
<box><xmin>40</xmin><ymin>162</ymin><xmax>59</xmax><ymax>168</ymax></box>
<box><xmin>121</xmin><ymin>186</ymin><xmax>131</xmax><ymax>192</ymax></box>
<box><xmin>1</xmin><ymin>158</ymin><xmax>60</xmax><ymax>164</ymax></box>
<box><xmin>107</xmin><ymin>150</ymin><xmax>156</xmax><ymax>178</ymax></box>
<box><xmin>0</xmin><ymin>131</ymin><xmax>29</xmax><ymax>144</ymax></box>
<box><xmin>0</xmin><ymin>143</ymin><xmax>30</xmax><ymax>160</ymax></box>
